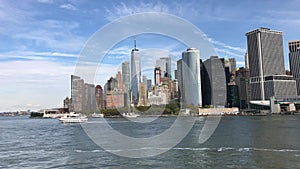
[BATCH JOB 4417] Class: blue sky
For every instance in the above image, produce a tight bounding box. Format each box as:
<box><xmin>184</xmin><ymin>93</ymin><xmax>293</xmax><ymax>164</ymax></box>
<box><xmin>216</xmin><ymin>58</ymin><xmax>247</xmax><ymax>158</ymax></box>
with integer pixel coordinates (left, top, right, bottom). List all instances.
<box><xmin>0</xmin><ymin>0</ymin><xmax>300</xmax><ymax>112</ymax></box>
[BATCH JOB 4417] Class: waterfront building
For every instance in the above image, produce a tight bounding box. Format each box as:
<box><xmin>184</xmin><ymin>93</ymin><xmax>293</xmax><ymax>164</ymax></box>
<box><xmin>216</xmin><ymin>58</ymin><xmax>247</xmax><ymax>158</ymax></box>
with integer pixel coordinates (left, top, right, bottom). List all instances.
<box><xmin>105</xmin><ymin>77</ymin><xmax>125</xmax><ymax>109</ymax></box>
<box><xmin>95</xmin><ymin>85</ymin><xmax>104</xmax><ymax>110</ymax></box>
<box><xmin>201</xmin><ymin>56</ymin><xmax>227</xmax><ymax>107</ymax></box>
<box><xmin>84</xmin><ymin>83</ymin><xmax>96</xmax><ymax>112</ymax></box>
<box><xmin>289</xmin><ymin>40</ymin><xmax>300</xmax><ymax>95</ymax></box>
<box><xmin>71</xmin><ymin>77</ymin><xmax>85</xmax><ymax>112</ymax></box>
<box><xmin>130</xmin><ymin>40</ymin><xmax>141</xmax><ymax>104</ymax></box>
<box><xmin>235</xmin><ymin>68</ymin><xmax>251</xmax><ymax>109</ymax></box>
<box><xmin>246</xmin><ymin>27</ymin><xmax>297</xmax><ymax>100</ymax></box>
<box><xmin>177</xmin><ymin>48</ymin><xmax>202</xmax><ymax>106</ymax></box>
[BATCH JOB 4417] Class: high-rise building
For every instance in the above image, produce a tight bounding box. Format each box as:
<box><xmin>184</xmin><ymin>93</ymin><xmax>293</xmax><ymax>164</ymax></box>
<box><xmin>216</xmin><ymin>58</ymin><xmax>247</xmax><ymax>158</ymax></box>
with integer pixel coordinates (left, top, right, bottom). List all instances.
<box><xmin>176</xmin><ymin>60</ymin><xmax>183</xmax><ymax>101</ymax></box>
<box><xmin>72</xmin><ymin>78</ymin><xmax>85</xmax><ymax>112</ymax></box>
<box><xmin>122</xmin><ymin>61</ymin><xmax>130</xmax><ymax>93</ymax></box>
<box><xmin>130</xmin><ymin>39</ymin><xmax>141</xmax><ymax>104</ymax></box>
<box><xmin>154</xmin><ymin>67</ymin><xmax>162</xmax><ymax>85</ymax></box>
<box><xmin>235</xmin><ymin>68</ymin><xmax>251</xmax><ymax>109</ymax></box>
<box><xmin>95</xmin><ymin>85</ymin><xmax>104</xmax><ymax>110</ymax></box>
<box><xmin>84</xmin><ymin>83</ymin><xmax>96</xmax><ymax>112</ymax></box>
<box><xmin>289</xmin><ymin>40</ymin><xmax>300</xmax><ymax>95</ymax></box>
<box><xmin>179</xmin><ymin>48</ymin><xmax>202</xmax><ymax>106</ymax></box>
<box><xmin>246</xmin><ymin>28</ymin><xmax>297</xmax><ymax>100</ymax></box>
<box><xmin>201</xmin><ymin>56</ymin><xmax>227</xmax><ymax>107</ymax></box>
<box><xmin>116</xmin><ymin>71</ymin><xmax>125</xmax><ymax>91</ymax></box>
<box><xmin>147</xmin><ymin>79</ymin><xmax>152</xmax><ymax>91</ymax></box>
<box><xmin>156</xmin><ymin>57</ymin><xmax>171</xmax><ymax>78</ymax></box>
<box><xmin>105</xmin><ymin>77</ymin><xmax>125</xmax><ymax>109</ymax></box>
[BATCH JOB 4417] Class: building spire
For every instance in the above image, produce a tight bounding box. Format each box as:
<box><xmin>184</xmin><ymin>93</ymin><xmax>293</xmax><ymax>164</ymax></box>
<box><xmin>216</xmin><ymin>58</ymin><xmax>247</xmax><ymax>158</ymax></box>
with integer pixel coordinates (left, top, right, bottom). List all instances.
<box><xmin>134</xmin><ymin>37</ymin><xmax>136</xmax><ymax>50</ymax></box>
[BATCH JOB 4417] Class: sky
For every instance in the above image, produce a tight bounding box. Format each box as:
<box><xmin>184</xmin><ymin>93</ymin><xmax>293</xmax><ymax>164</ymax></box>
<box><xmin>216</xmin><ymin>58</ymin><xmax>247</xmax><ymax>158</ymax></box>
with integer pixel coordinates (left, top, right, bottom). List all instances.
<box><xmin>0</xmin><ymin>0</ymin><xmax>300</xmax><ymax>112</ymax></box>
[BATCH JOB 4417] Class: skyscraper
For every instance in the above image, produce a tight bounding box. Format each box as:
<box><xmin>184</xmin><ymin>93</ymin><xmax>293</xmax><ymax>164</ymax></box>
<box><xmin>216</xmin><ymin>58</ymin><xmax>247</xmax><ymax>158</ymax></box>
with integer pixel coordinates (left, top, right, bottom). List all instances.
<box><xmin>156</xmin><ymin>57</ymin><xmax>171</xmax><ymax>78</ymax></box>
<box><xmin>130</xmin><ymin>39</ymin><xmax>141</xmax><ymax>104</ymax></box>
<box><xmin>246</xmin><ymin>28</ymin><xmax>297</xmax><ymax>100</ymax></box>
<box><xmin>201</xmin><ymin>56</ymin><xmax>227</xmax><ymax>107</ymax></box>
<box><xmin>289</xmin><ymin>40</ymin><xmax>300</xmax><ymax>95</ymax></box>
<box><xmin>95</xmin><ymin>85</ymin><xmax>104</xmax><ymax>110</ymax></box>
<box><xmin>122</xmin><ymin>61</ymin><xmax>130</xmax><ymax>93</ymax></box>
<box><xmin>178</xmin><ymin>48</ymin><xmax>202</xmax><ymax>106</ymax></box>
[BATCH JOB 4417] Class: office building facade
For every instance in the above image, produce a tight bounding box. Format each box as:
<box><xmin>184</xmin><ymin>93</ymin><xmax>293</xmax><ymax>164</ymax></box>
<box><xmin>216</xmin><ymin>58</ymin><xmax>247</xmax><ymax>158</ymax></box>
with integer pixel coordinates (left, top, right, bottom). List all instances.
<box><xmin>289</xmin><ymin>40</ymin><xmax>300</xmax><ymax>95</ymax></box>
<box><xmin>246</xmin><ymin>28</ymin><xmax>297</xmax><ymax>100</ymax></box>
<box><xmin>202</xmin><ymin>56</ymin><xmax>227</xmax><ymax>107</ymax></box>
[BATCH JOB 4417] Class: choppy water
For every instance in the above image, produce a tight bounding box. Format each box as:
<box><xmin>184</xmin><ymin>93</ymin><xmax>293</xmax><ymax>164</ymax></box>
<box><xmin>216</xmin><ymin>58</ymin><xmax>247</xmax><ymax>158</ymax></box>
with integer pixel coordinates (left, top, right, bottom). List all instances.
<box><xmin>1</xmin><ymin>115</ymin><xmax>300</xmax><ymax>168</ymax></box>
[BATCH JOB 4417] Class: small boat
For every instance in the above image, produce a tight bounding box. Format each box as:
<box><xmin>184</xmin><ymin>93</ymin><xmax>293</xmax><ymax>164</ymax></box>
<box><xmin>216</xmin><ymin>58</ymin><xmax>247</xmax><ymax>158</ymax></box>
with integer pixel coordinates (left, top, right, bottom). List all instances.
<box><xmin>91</xmin><ymin>112</ymin><xmax>104</xmax><ymax>118</ymax></box>
<box><xmin>59</xmin><ymin>112</ymin><xmax>88</xmax><ymax>123</ymax></box>
<box><xmin>122</xmin><ymin>112</ymin><xmax>139</xmax><ymax>118</ymax></box>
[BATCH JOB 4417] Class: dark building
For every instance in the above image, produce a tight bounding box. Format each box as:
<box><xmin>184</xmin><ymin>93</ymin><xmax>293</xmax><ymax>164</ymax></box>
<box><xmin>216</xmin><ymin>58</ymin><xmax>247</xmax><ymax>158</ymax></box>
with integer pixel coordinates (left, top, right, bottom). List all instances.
<box><xmin>289</xmin><ymin>40</ymin><xmax>300</xmax><ymax>95</ymax></box>
<box><xmin>227</xmin><ymin>83</ymin><xmax>240</xmax><ymax>108</ymax></box>
<box><xmin>235</xmin><ymin>68</ymin><xmax>251</xmax><ymax>109</ymax></box>
<box><xmin>201</xmin><ymin>56</ymin><xmax>227</xmax><ymax>108</ymax></box>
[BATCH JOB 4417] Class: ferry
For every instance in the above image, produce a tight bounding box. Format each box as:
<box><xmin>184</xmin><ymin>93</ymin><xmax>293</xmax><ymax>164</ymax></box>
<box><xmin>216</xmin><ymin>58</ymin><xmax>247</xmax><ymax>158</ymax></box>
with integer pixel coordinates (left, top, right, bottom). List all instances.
<box><xmin>59</xmin><ymin>112</ymin><xmax>88</xmax><ymax>123</ymax></box>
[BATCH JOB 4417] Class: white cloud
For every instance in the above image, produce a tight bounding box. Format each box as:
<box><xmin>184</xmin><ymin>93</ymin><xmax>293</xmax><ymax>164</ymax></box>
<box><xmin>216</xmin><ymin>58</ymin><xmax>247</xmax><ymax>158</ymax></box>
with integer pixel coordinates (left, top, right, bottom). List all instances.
<box><xmin>60</xmin><ymin>3</ymin><xmax>78</xmax><ymax>11</ymax></box>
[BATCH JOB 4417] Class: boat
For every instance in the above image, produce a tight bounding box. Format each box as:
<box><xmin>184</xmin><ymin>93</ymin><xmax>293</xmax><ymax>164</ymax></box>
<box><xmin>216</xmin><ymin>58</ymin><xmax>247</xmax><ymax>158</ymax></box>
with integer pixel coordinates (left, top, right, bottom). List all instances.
<box><xmin>91</xmin><ymin>112</ymin><xmax>104</xmax><ymax>118</ymax></box>
<box><xmin>122</xmin><ymin>112</ymin><xmax>139</xmax><ymax>118</ymax></box>
<box><xmin>59</xmin><ymin>112</ymin><xmax>88</xmax><ymax>123</ymax></box>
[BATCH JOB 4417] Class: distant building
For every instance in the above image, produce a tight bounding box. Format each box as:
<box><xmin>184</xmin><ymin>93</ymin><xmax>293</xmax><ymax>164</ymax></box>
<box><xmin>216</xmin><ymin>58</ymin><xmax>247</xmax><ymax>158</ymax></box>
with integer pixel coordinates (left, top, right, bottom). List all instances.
<box><xmin>147</xmin><ymin>79</ymin><xmax>152</xmax><ymax>91</ymax></box>
<box><xmin>235</xmin><ymin>68</ymin><xmax>251</xmax><ymax>109</ymax></box>
<box><xmin>105</xmin><ymin>77</ymin><xmax>125</xmax><ymax>109</ymax></box>
<box><xmin>154</xmin><ymin>67</ymin><xmax>162</xmax><ymax>85</ymax></box>
<box><xmin>227</xmin><ymin>82</ymin><xmax>240</xmax><ymax>108</ymax></box>
<box><xmin>130</xmin><ymin>39</ymin><xmax>141</xmax><ymax>104</ymax></box>
<box><xmin>95</xmin><ymin>85</ymin><xmax>104</xmax><ymax>110</ymax></box>
<box><xmin>246</xmin><ymin>28</ymin><xmax>297</xmax><ymax>100</ymax></box>
<box><xmin>137</xmin><ymin>82</ymin><xmax>149</xmax><ymax>107</ymax></box>
<box><xmin>201</xmin><ymin>56</ymin><xmax>227</xmax><ymax>107</ymax></box>
<box><xmin>71</xmin><ymin>77</ymin><xmax>85</xmax><ymax>112</ymax></box>
<box><xmin>122</xmin><ymin>61</ymin><xmax>130</xmax><ymax>93</ymax></box>
<box><xmin>84</xmin><ymin>83</ymin><xmax>96</xmax><ymax>112</ymax></box>
<box><xmin>63</xmin><ymin>97</ymin><xmax>73</xmax><ymax>112</ymax></box>
<box><xmin>289</xmin><ymin>40</ymin><xmax>300</xmax><ymax>95</ymax></box>
<box><xmin>148</xmin><ymin>85</ymin><xmax>170</xmax><ymax>105</ymax></box>
<box><xmin>156</xmin><ymin>57</ymin><xmax>171</xmax><ymax>78</ymax></box>
<box><xmin>178</xmin><ymin>48</ymin><xmax>202</xmax><ymax>106</ymax></box>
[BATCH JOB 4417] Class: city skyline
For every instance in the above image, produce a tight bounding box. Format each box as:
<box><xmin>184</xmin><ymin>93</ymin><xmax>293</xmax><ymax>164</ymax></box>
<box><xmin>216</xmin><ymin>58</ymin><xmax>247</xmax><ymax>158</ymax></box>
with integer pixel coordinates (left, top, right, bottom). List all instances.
<box><xmin>1</xmin><ymin>0</ymin><xmax>300</xmax><ymax>111</ymax></box>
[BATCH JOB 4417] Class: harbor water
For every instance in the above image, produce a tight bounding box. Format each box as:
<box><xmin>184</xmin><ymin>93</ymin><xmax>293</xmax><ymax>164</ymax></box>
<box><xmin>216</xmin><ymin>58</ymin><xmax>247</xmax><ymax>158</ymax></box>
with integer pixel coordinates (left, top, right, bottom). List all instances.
<box><xmin>1</xmin><ymin>115</ymin><xmax>300</xmax><ymax>168</ymax></box>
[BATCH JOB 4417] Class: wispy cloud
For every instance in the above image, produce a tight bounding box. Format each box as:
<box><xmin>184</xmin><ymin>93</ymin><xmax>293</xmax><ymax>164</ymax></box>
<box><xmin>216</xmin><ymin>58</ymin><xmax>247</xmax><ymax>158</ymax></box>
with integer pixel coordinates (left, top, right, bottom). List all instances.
<box><xmin>60</xmin><ymin>3</ymin><xmax>77</xmax><ymax>11</ymax></box>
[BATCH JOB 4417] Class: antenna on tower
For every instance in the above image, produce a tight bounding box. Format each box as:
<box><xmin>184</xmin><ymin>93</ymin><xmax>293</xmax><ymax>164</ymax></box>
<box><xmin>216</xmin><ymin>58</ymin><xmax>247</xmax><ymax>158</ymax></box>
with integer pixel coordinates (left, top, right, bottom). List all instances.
<box><xmin>134</xmin><ymin>36</ymin><xmax>136</xmax><ymax>50</ymax></box>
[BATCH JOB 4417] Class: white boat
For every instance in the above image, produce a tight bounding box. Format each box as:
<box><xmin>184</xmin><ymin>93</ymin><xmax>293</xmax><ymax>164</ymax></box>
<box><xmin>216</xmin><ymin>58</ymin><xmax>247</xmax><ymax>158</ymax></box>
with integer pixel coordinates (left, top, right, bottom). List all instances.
<box><xmin>59</xmin><ymin>112</ymin><xmax>88</xmax><ymax>123</ymax></box>
<box><xmin>122</xmin><ymin>112</ymin><xmax>139</xmax><ymax>118</ymax></box>
<box><xmin>91</xmin><ymin>112</ymin><xmax>104</xmax><ymax>118</ymax></box>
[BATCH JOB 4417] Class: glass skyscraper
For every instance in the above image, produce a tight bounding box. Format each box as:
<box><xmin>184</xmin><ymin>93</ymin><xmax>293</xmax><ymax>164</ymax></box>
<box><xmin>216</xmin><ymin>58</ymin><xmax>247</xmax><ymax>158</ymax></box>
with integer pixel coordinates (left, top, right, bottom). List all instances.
<box><xmin>178</xmin><ymin>48</ymin><xmax>202</xmax><ymax>106</ymax></box>
<box><xmin>130</xmin><ymin>41</ymin><xmax>141</xmax><ymax>104</ymax></box>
